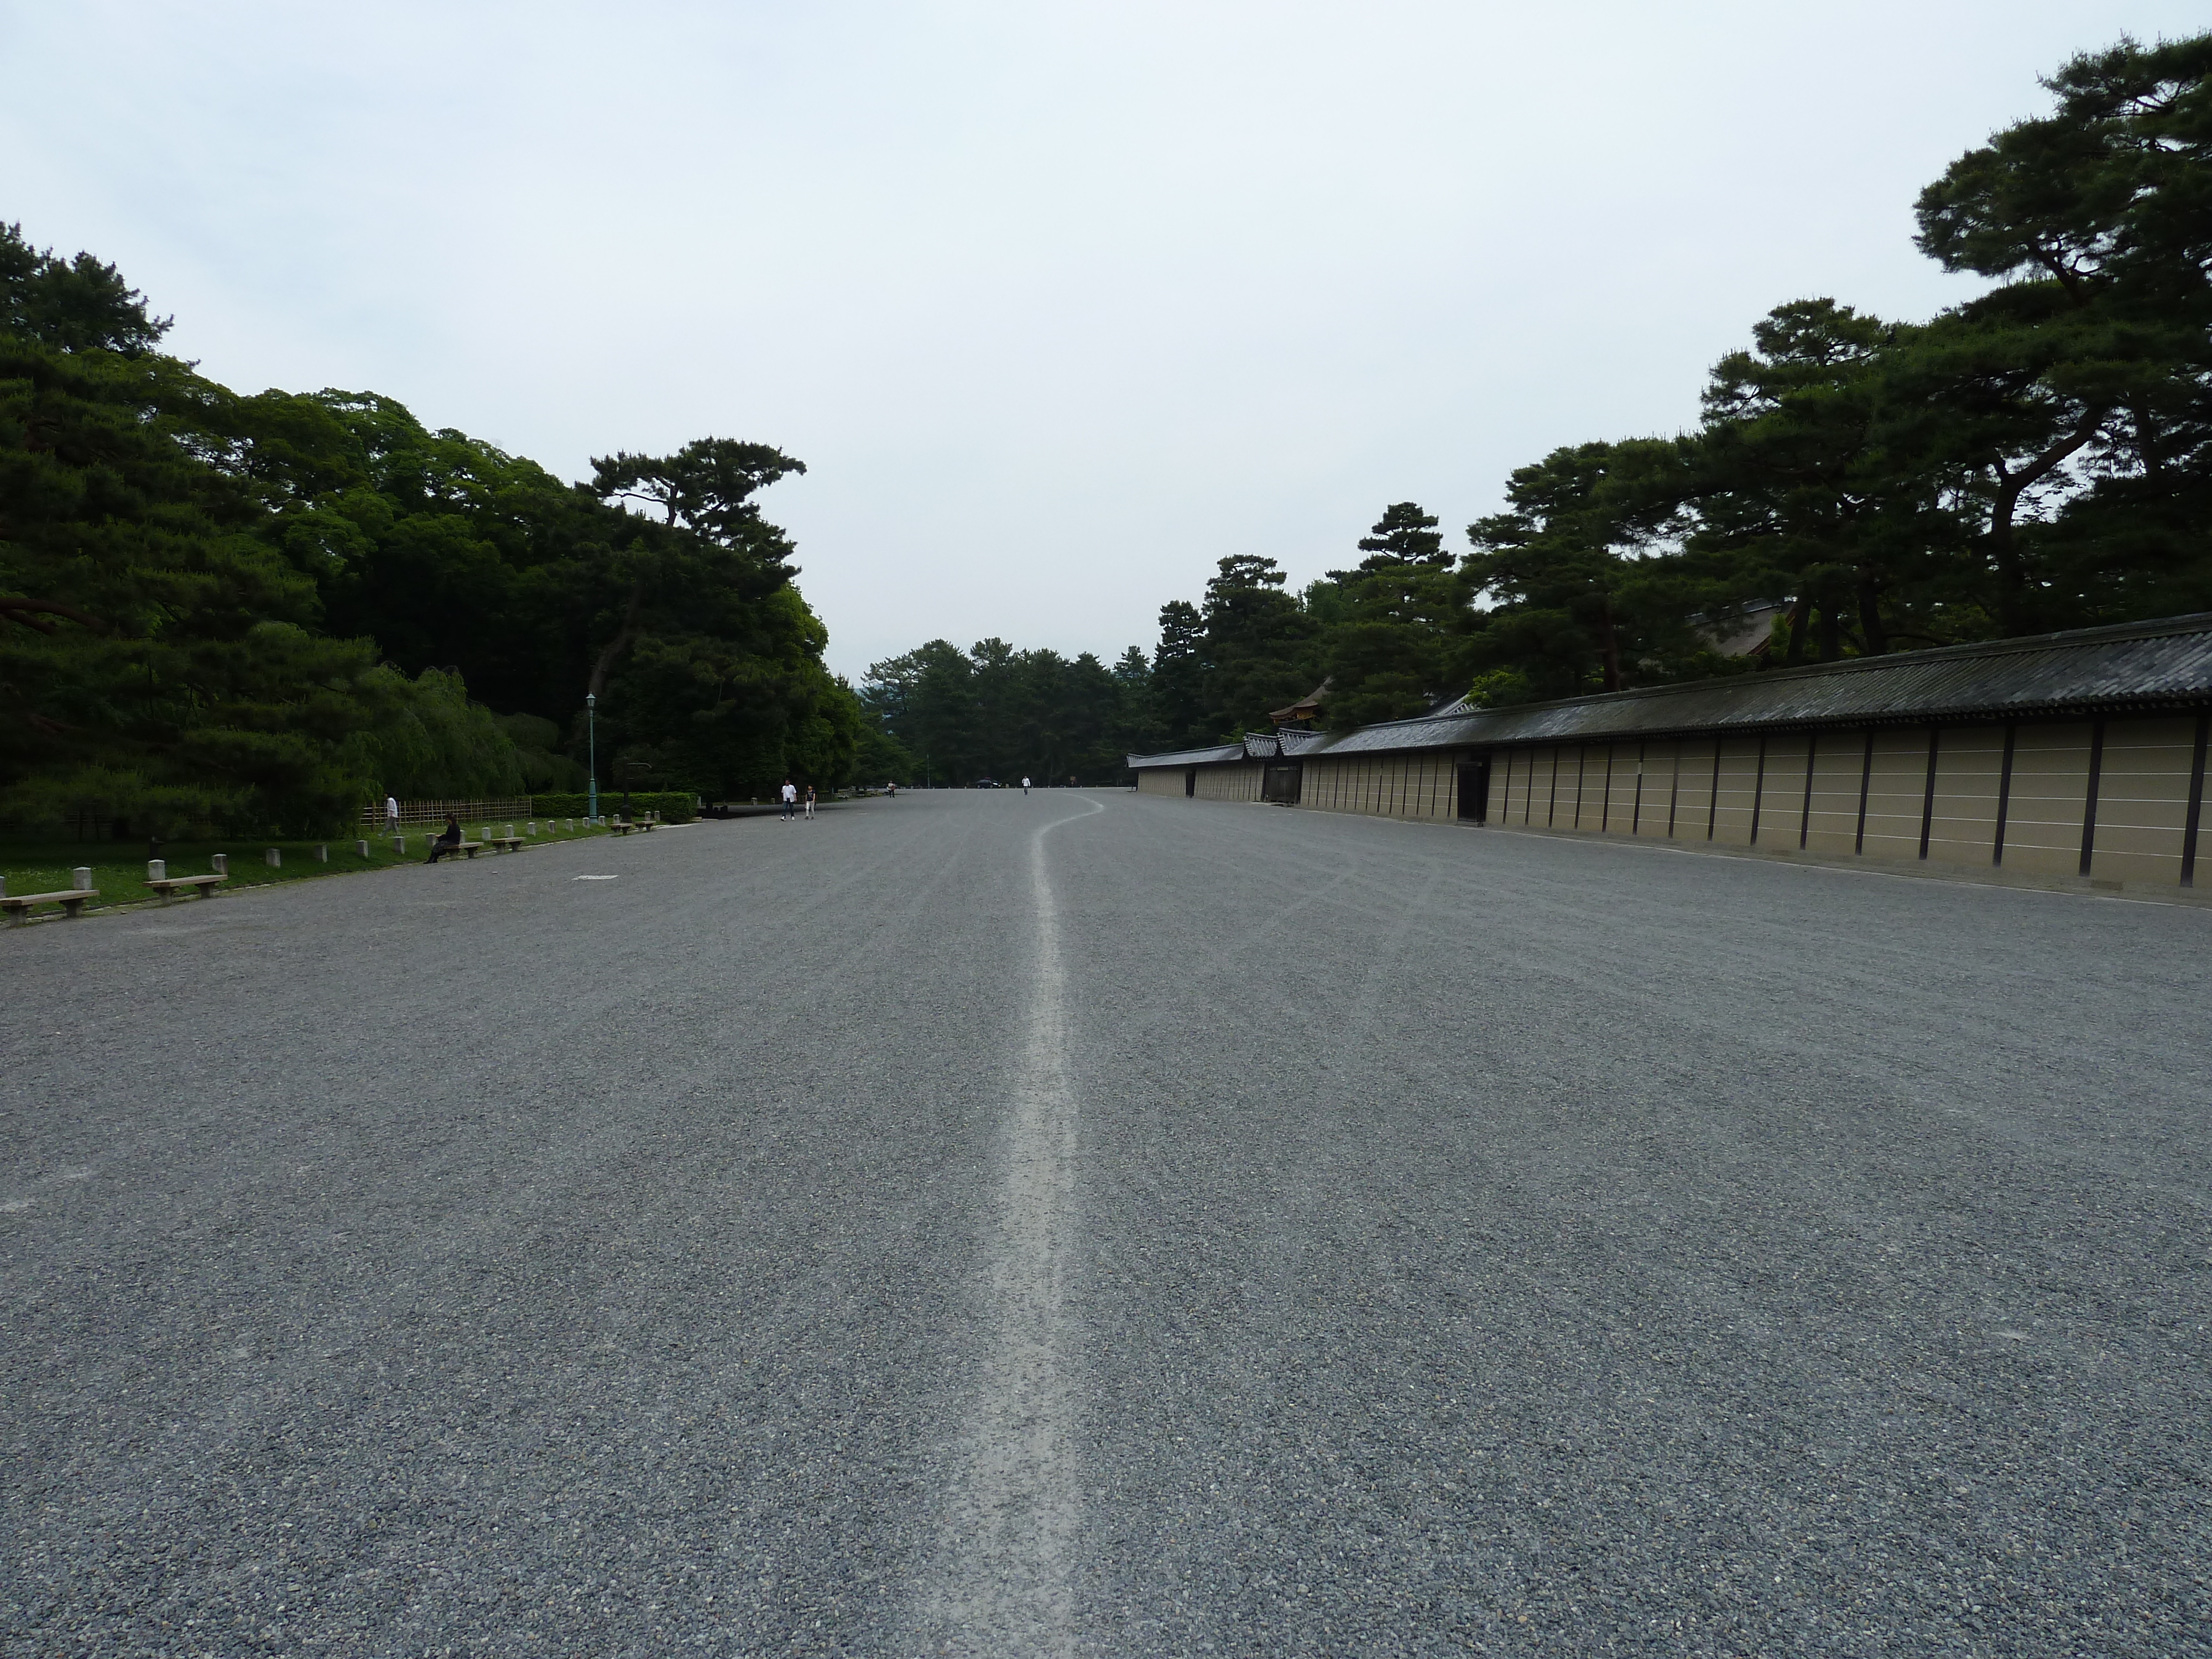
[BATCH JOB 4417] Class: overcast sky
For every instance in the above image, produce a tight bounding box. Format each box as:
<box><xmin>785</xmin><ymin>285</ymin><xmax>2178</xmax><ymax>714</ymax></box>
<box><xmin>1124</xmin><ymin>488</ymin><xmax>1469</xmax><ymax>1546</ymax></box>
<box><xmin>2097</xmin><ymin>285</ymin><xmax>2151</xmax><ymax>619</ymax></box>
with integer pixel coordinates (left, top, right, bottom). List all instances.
<box><xmin>5</xmin><ymin>2</ymin><xmax>2203</xmax><ymax>679</ymax></box>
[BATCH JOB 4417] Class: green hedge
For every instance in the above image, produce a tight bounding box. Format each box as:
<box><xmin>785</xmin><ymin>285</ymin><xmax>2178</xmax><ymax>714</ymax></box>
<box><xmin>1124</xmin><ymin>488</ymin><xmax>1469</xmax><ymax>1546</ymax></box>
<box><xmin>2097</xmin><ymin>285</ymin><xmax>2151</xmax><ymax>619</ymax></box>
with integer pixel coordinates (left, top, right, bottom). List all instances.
<box><xmin>531</xmin><ymin>791</ymin><xmax>697</xmax><ymax>823</ymax></box>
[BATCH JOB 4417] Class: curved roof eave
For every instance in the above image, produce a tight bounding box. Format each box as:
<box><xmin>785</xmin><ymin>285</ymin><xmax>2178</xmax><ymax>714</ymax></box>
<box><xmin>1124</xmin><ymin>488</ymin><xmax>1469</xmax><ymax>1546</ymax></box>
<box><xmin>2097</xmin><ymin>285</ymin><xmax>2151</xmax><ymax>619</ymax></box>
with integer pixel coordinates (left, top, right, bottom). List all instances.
<box><xmin>1298</xmin><ymin>614</ymin><xmax>2212</xmax><ymax>757</ymax></box>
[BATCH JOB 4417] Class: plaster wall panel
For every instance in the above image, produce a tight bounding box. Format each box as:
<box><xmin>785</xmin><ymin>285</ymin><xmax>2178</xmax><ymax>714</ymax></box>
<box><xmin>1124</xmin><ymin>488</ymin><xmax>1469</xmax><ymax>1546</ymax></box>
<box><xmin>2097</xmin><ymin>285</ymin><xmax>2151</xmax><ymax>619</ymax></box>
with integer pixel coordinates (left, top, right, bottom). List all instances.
<box><xmin>1587</xmin><ymin>746</ymin><xmax>1616</xmax><ymax>831</ymax></box>
<box><xmin>1194</xmin><ymin>762</ymin><xmax>1261</xmax><ymax>803</ymax></box>
<box><xmin>1537</xmin><ymin>747</ymin><xmax>1564</xmax><ymax>827</ymax></box>
<box><xmin>1674</xmin><ymin>740</ymin><xmax>1718</xmax><ymax>841</ymax></box>
<box><xmin>1997</xmin><ymin>723</ymin><xmax>2093</xmax><ymax>878</ymax></box>
<box><xmin>1710</xmin><ymin>738</ymin><xmax>1762</xmax><ymax>844</ymax></box>
<box><xmin>1495</xmin><ymin>750</ymin><xmax>1521</xmax><ymax>823</ymax></box>
<box><xmin>1646</xmin><ymin>742</ymin><xmax>1688</xmax><ymax>838</ymax></box>
<box><xmin>2087</xmin><ymin>716</ymin><xmax>2195</xmax><ymax>884</ymax></box>
<box><xmin>1602</xmin><ymin>744</ymin><xmax>1640</xmax><ymax>833</ymax></box>
<box><xmin>1552</xmin><ymin>747</ymin><xmax>1583</xmax><ymax>829</ymax></box>
<box><xmin>1626</xmin><ymin>744</ymin><xmax>1662</xmax><ymax>837</ymax></box>
<box><xmin>1572</xmin><ymin>745</ymin><xmax>1606</xmax><ymax>831</ymax></box>
<box><xmin>1804</xmin><ymin>735</ymin><xmax>1867</xmax><ymax>857</ymax></box>
<box><xmin>1925</xmin><ymin>726</ymin><xmax>2005</xmax><ymax>867</ymax></box>
<box><xmin>1860</xmin><ymin>729</ymin><xmax>1932</xmax><ymax>862</ymax></box>
<box><xmin>1755</xmin><ymin>737</ymin><xmax>1811</xmax><ymax>848</ymax></box>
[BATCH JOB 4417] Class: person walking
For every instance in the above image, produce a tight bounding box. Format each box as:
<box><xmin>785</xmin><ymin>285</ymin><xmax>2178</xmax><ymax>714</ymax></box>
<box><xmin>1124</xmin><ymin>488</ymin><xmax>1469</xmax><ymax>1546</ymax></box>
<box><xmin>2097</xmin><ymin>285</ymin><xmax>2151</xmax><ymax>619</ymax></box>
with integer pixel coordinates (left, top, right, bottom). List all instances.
<box><xmin>385</xmin><ymin>794</ymin><xmax>401</xmax><ymax>833</ymax></box>
<box><xmin>1021</xmin><ymin>776</ymin><xmax>1031</xmax><ymax>795</ymax></box>
<box><xmin>780</xmin><ymin>779</ymin><xmax>797</xmax><ymax>821</ymax></box>
<box><xmin>425</xmin><ymin>815</ymin><xmax>463</xmax><ymax>863</ymax></box>
<box><xmin>804</xmin><ymin>784</ymin><xmax>817</xmax><ymax>820</ymax></box>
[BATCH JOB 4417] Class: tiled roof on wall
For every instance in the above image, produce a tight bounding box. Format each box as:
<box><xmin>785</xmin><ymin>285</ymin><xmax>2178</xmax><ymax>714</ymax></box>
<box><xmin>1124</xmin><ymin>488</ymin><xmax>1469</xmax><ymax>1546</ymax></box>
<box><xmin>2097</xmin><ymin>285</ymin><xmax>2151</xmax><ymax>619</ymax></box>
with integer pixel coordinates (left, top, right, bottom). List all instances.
<box><xmin>1125</xmin><ymin>613</ymin><xmax>2212</xmax><ymax>769</ymax></box>
<box><xmin>1125</xmin><ymin>742</ymin><xmax>1248</xmax><ymax>769</ymax></box>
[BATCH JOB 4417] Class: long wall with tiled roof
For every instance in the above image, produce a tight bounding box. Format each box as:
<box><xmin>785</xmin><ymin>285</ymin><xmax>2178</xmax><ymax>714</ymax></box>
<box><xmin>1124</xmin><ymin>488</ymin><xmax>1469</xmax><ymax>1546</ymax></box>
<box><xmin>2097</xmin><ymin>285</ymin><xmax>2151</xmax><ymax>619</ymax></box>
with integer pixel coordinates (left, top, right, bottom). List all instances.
<box><xmin>1125</xmin><ymin>614</ymin><xmax>2212</xmax><ymax>898</ymax></box>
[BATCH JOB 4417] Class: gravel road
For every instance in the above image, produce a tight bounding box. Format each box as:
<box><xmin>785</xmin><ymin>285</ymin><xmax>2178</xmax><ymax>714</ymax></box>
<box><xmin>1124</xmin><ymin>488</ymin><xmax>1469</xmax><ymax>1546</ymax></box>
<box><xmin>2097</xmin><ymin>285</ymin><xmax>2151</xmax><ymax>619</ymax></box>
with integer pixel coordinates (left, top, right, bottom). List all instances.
<box><xmin>4</xmin><ymin>791</ymin><xmax>2207</xmax><ymax>1656</ymax></box>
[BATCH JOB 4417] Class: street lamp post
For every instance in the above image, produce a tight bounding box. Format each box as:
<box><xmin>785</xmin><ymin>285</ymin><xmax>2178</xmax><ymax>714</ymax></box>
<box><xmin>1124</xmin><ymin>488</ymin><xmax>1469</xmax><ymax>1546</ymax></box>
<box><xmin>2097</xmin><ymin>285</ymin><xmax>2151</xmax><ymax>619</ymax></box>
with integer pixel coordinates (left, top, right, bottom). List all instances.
<box><xmin>586</xmin><ymin>693</ymin><xmax>598</xmax><ymax>822</ymax></box>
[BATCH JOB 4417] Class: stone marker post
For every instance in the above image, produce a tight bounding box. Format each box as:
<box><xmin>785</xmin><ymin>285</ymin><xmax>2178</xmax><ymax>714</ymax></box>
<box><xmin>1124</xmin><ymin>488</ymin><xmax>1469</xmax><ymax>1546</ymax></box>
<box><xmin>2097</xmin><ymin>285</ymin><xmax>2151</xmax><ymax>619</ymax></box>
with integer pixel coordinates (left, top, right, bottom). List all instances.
<box><xmin>355</xmin><ymin>840</ymin><xmax>370</xmax><ymax>858</ymax></box>
<box><xmin>72</xmin><ymin>867</ymin><xmax>92</xmax><ymax>890</ymax></box>
<box><xmin>211</xmin><ymin>854</ymin><xmax>228</xmax><ymax>877</ymax></box>
<box><xmin>315</xmin><ymin>844</ymin><xmax>328</xmax><ymax>862</ymax></box>
<box><xmin>392</xmin><ymin>835</ymin><xmax>405</xmax><ymax>854</ymax></box>
<box><xmin>264</xmin><ymin>848</ymin><xmax>281</xmax><ymax>868</ymax></box>
<box><xmin>148</xmin><ymin>859</ymin><xmax>167</xmax><ymax>882</ymax></box>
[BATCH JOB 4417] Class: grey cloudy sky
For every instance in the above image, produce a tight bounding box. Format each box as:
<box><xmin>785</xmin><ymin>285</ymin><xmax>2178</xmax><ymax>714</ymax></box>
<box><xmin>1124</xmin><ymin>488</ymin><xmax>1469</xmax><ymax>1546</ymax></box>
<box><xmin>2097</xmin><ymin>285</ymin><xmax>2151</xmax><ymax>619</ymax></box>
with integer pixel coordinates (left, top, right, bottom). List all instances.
<box><xmin>6</xmin><ymin>2</ymin><xmax>2203</xmax><ymax>679</ymax></box>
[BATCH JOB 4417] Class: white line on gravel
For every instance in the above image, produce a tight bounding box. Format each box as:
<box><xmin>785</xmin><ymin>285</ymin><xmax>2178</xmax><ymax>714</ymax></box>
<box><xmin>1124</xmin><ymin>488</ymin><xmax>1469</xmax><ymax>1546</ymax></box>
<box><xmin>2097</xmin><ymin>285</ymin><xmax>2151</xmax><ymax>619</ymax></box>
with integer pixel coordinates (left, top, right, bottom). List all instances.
<box><xmin>911</xmin><ymin>796</ymin><xmax>1104</xmax><ymax>1657</ymax></box>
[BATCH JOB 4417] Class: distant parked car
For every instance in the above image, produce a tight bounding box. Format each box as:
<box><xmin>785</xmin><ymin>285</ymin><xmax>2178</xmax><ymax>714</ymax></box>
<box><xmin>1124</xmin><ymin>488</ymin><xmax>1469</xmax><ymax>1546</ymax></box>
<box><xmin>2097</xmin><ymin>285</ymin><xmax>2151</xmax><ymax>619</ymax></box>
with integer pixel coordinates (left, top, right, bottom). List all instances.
<box><xmin>973</xmin><ymin>778</ymin><xmax>1000</xmax><ymax>788</ymax></box>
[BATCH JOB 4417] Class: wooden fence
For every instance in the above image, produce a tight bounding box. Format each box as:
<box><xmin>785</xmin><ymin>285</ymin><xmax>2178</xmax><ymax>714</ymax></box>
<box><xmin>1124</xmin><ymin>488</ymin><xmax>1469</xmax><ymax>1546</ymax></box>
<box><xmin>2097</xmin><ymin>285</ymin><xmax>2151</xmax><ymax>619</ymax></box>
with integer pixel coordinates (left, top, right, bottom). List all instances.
<box><xmin>361</xmin><ymin>797</ymin><xmax>535</xmax><ymax>828</ymax></box>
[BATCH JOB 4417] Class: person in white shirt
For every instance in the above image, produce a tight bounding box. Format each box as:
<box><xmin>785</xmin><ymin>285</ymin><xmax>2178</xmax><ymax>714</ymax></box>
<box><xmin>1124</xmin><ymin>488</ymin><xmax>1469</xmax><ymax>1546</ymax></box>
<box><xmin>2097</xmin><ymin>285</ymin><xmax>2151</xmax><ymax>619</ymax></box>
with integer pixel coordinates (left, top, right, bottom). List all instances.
<box><xmin>1021</xmin><ymin>776</ymin><xmax>1031</xmax><ymax>795</ymax></box>
<box><xmin>780</xmin><ymin>780</ymin><xmax>797</xmax><ymax>821</ymax></box>
<box><xmin>385</xmin><ymin>795</ymin><xmax>400</xmax><ymax>831</ymax></box>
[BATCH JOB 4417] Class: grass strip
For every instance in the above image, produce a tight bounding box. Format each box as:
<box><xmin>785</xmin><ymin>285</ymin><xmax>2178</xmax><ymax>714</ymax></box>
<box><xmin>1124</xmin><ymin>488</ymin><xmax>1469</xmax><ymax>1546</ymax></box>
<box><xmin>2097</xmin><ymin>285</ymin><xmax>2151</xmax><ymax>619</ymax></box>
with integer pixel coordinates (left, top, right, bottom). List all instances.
<box><xmin>0</xmin><ymin>821</ymin><xmax>620</xmax><ymax>919</ymax></box>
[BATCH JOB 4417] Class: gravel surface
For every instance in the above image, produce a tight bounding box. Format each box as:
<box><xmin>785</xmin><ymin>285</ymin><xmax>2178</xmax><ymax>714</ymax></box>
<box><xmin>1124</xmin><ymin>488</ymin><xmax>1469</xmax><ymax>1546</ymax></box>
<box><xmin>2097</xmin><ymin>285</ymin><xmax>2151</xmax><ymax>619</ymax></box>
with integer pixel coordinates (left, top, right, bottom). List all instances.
<box><xmin>3</xmin><ymin>791</ymin><xmax>2206</xmax><ymax>1656</ymax></box>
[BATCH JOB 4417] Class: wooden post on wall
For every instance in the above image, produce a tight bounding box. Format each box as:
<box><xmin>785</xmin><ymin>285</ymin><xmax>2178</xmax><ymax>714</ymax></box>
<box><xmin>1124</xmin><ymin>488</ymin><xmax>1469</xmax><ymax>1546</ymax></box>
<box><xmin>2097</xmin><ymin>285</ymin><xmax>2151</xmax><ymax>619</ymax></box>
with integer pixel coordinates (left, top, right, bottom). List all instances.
<box><xmin>1854</xmin><ymin>732</ymin><xmax>1875</xmax><ymax>855</ymax></box>
<box><xmin>1799</xmin><ymin>731</ymin><xmax>1817</xmax><ymax>849</ymax></box>
<box><xmin>1749</xmin><ymin>734</ymin><xmax>1768</xmax><ymax>844</ymax></box>
<box><xmin>2184</xmin><ymin>712</ymin><xmax>2209</xmax><ymax>888</ymax></box>
<box><xmin>1918</xmin><ymin>726</ymin><xmax>1941</xmax><ymax>859</ymax></box>
<box><xmin>1992</xmin><ymin>723</ymin><xmax>2018</xmax><ymax>867</ymax></box>
<box><xmin>2078</xmin><ymin>718</ymin><xmax>2107</xmax><ymax>877</ymax></box>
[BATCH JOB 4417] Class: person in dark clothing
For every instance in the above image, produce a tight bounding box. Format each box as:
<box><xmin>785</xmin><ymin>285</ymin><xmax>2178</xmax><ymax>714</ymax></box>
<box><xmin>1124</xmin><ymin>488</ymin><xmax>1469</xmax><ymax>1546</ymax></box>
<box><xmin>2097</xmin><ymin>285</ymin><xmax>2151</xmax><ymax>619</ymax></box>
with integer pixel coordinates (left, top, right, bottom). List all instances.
<box><xmin>425</xmin><ymin>815</ymin><xmax>465</xmax><ymax>863</ymax></box>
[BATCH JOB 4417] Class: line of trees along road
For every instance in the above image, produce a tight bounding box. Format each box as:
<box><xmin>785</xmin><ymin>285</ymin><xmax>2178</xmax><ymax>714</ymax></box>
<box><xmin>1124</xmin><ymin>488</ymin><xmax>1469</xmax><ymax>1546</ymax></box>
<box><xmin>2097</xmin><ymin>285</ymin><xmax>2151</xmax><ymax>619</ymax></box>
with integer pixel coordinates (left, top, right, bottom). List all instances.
<box><xmin>3</xmin><ymin>238</ymin><xmax>858</xmax><ymax>838</ymax></box>
<box><xmin>864</xmin><ymin>34</ymin><xmax>2212</xmax><ymax>774</ymax></box>
<box><xmin>855</xmin><ymin>639</ymin><xmax>1151</xmax><ymax>787</ymax></box>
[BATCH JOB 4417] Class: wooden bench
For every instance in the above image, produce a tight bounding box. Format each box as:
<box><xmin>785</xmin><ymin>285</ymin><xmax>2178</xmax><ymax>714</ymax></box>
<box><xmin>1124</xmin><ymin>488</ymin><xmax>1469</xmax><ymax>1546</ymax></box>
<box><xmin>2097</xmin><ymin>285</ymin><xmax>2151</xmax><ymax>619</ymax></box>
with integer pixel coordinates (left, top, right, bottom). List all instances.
<box><xmin>610</xmin><ymin>822</ymin><xmax>637</xmax><ymax>836</ymax></box>
<box><xmin>2</xmin><ymin>889</ymin><xmax>98</xmax><ymax>925</ymax></box>
<box><xmin>147</xmin><ymin>874</ymin><xmax>226</xmax><ymax>902</ymax></box>
<box><xmin>426</xmin><ymin>841</ymin><xmax>484</xmax><ymax>862</ymax></box>
<box><xmin>487</xmin><ymin>836</ymin><xmax>524</xmax><ymax>852</ymax></box>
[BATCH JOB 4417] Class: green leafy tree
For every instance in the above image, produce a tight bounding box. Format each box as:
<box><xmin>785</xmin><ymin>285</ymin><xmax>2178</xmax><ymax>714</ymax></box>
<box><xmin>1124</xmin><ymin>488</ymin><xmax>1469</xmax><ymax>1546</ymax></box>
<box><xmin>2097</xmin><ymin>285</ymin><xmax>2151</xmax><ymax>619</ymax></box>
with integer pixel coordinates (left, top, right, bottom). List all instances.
<box><xmin>1313</xmin><ymin>503</ymin><xmax>1470</xmax><ymax>726</ymax></box>
<box><xmin>1352</xmin><ymin>501</ymin><xmax>1452</xmax><ymax>569</ymax></box>
<box><xmin>1909</xmin><ymin>33</ymin><xmax>2212</xmax><ymax>629</ymax></box>
<box><xmin>1149</xmin><ymin>601</ymin><xmax>1210</xmax><ymax>747</ymax></box>
<box><xmin>0</xmin><ymin>222</ymin><xmax>172</xmax><ymax>356</ymax></box>
<box><xmin>0</xmin><ymin>324</ymin><xmax>388</xmax><ymax>833</ymax></box>
<box><xmin>1199</xmin><ymin>554</ymin><xmax>1317</xmax><ymax>735</ymax></box>
<box><xmin>1465</xmin><ymin>443</ymin><xmax>1698</xmax><ymax>697</ymax></box>
<box><xmin>1678</xmin><ymin>300</ymin><xmax>1938</xmax><ymax>661</ymax></box>
<box><xmin>860</xmin><ymin>637</ymin><xmax>1149</xmax><ymax>783</ymax></box>
<box><xmin>1</xmin><ymin>220</ymin><xmax>855</xmax><ymax>826</ymax></box>
<box><xmin>1109</xmin><ymin>645</ymin><xmax>1157</xmax><ymax>757</ymax></box>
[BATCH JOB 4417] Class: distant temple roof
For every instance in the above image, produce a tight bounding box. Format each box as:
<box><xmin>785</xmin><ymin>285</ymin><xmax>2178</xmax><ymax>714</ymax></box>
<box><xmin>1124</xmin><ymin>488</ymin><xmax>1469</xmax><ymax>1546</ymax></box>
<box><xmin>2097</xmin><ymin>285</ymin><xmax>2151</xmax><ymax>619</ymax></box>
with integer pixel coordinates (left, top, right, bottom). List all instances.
<box><xmin>1267</xmin><ymin>680</ymin><xmax>1331</xmax><ymax>726</ymax></box>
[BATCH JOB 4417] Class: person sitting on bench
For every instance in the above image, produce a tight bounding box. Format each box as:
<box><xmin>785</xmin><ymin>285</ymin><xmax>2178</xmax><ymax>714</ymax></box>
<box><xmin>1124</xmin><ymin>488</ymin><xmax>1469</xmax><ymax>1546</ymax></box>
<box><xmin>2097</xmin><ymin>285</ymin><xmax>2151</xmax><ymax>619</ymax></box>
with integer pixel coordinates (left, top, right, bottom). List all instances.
<box><xmin>426</xmin><ymin>815</ymin><xmax>465</xmax><ymax>863</ymax></box>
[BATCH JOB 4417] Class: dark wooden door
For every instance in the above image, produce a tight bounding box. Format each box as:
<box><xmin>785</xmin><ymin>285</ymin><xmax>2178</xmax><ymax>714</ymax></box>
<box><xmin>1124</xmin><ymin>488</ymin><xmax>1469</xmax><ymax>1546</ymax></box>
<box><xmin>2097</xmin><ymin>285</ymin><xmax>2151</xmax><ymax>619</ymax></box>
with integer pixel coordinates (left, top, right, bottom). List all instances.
<box><xmin>1456</xmin><ymin>759</ymin><xmax>1490</xmax><ymax>822</ymax></box>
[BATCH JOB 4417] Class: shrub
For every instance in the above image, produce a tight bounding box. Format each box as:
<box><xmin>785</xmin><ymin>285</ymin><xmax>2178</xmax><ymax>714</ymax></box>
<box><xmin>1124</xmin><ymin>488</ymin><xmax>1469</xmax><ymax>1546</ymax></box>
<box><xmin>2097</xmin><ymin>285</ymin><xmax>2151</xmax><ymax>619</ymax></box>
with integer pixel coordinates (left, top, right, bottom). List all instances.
<box><xmin>531</xmin><ymin>790</ymin><xmax>696</xmax><ymax>823</ymax></box>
